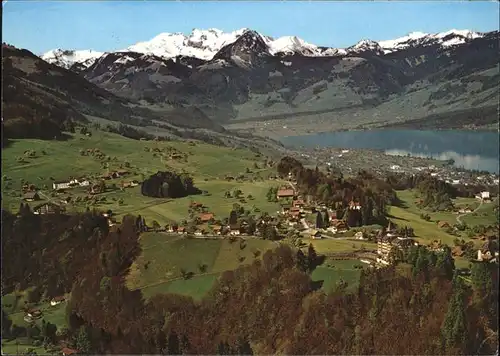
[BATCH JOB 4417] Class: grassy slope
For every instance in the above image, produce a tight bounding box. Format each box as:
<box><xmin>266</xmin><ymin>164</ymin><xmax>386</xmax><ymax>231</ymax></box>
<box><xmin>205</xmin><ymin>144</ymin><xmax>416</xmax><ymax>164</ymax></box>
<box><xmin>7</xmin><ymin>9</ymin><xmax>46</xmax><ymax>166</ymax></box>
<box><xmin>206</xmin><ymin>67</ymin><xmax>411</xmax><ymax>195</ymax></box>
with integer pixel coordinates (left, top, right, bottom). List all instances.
<box><xmin>2</xmin><ymin>130</ymin><xmax>281</xmax><ymax>225</ymax></box>
<box><xmin>127</xmin><ymin>232</ymin><xmax>277</xmax><ymax>298</ymax></box>
<box><xmin>311</xmin><ymin>259</ymin><xmax>363</xmax><ymax>293</ymax></box>
<box><xmin>389</xmin><ymin>189</ymin><xmax>498</xmax><ymax>268</ymax></box>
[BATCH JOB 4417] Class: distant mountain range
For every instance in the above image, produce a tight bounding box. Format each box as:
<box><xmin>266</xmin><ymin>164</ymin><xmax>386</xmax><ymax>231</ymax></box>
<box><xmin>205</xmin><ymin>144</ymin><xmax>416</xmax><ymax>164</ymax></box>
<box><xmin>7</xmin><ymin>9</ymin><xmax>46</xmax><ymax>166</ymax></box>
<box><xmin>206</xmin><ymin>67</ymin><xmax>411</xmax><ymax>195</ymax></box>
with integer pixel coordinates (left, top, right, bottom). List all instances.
<box><xmin>4</xmin><ymin>27</ymin><xmax>499</xmax><ymax>138</ymax></box>
<box><xmin>41</xmin><ymin>28</ymin><xmax>485</xmax><ymax>69</ymax></box>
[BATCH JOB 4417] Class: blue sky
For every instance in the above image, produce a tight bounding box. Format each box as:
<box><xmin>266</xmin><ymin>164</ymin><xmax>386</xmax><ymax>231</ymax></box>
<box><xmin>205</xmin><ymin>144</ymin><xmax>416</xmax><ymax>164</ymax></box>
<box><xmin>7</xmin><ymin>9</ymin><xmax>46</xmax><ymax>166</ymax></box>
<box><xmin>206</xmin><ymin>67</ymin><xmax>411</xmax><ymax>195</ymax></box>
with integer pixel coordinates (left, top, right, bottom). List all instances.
<box><xmin>3</xmin><ymin>1</ymin><xmax>499</xmax><ymax>54</ymax></box>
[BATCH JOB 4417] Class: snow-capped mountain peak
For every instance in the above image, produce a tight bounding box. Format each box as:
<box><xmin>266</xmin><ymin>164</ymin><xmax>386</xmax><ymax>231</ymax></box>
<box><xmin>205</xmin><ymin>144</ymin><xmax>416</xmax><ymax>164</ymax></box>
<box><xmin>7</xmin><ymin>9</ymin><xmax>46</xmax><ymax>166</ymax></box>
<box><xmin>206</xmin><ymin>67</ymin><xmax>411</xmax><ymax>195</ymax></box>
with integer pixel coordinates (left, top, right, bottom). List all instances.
<box><xmin>125</xmin><ymin>28</ymin><xmax>249</xmax><ymax>60</ymax></box>
<box><xmin>267</xmin><ymin>35</ymin><xmax>321</xmax><ymax>56</ymax></box>
<box><xmin>378</xmin><ymin>29</ymin><xmax>483</xmax><ymax>53</ymax></box>
<box><xmin>40</xmin><ymin>27</ymin><xmax>488</xmax><ymax>70</ymax></box>
<box><xmin>41</xmin><ymin>49</ymin><xmax>104</xmax><ymax>69</ymax></box>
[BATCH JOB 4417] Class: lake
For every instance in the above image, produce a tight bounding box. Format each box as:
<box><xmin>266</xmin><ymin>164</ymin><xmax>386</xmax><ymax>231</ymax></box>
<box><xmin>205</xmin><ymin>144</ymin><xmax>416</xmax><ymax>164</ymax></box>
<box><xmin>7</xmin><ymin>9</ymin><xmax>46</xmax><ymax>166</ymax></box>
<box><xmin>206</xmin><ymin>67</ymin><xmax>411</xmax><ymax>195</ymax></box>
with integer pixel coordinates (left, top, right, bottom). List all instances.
<box><xmin>281</xmin><ymin>130</ymin><xmax>499</xmax><ymax>174</ymax></box>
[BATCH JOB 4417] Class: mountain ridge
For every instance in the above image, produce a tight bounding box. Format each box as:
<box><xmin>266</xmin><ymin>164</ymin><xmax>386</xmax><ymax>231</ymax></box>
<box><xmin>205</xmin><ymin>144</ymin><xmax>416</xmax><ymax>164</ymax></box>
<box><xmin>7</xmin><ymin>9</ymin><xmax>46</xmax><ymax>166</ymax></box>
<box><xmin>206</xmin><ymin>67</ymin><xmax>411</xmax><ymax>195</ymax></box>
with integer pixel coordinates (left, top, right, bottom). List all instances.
<box><xmin>41</xmin><ymin>27</ymin><xmax>490</xmax><ymax>69</ymax></box>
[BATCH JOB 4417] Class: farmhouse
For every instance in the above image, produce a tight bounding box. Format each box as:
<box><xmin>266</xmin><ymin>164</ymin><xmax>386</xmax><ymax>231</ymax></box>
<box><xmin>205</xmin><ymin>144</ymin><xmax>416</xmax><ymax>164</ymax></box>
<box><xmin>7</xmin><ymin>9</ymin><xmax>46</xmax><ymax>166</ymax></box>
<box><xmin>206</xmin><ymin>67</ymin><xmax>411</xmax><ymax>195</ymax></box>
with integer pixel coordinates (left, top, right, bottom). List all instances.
<box><xmin>199</xmin><ymin>213</ymin><xmax>214</xmax><ymax>222</ymax></box>
<box><xmin>310</xmin><ymin>229</ymin><xmax>322</xmax><ymax>239</ymax></box>
<box><xmin>26</xmin><ymin>309</ymin><xmax>42</xmax><ymax>319</ymax></box>
<box><xmin>33</xmin><ymin>202</ymin><xmax>63</xmax><ymax>215</ymax></box>
<box><xmin>437</xmin><ymin>221</ymin><xmax>451</xmax><ymax>229</ymax></box>
<box><xmin>476</xmin><ymin>191</ymin><xmax>491</xmax><ymax>201</ymax></box>
<box><xmin>50</xmin><ymin>296</ymin><xmax>66</xmax><ymax>306</ymax></box>
<box><xmin>293</xmin><ymin>199</ymin><xmax>305</xmax><ymax>208</ymax></box>
<box><xmin>212</xmin><ymin>225</ymin><xmax>222</xmax><ymax>235</ymax></box>
<box><xmin>53</xmin><ymin>180</ymin><xmax>71</xmax><ymax>190</ymax></box>
<box><xmin>23</xmin><ymin>191</ymin><xmax>40</xmax><ymax>202</ymax></box>
<box><xmin>277</xmin><ymin>188</ymin><xmax>295</xmax><ymax>199</ymax></box>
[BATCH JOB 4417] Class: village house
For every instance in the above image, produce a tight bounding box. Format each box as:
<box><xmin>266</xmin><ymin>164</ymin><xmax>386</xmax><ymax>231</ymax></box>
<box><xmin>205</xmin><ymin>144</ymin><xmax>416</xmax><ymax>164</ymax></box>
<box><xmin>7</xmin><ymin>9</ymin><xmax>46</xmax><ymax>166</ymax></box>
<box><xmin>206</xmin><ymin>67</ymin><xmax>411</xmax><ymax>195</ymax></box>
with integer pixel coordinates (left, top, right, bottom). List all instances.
<box><xmin>116</xmin><ymin>169</ymin><xmax>130</xmax><ymax>177</ymax></box>
<box><xmin>89</xmin><ymin>184</ymin><xmax>103</xmax><ymax>195</ymax></box>
<box><xmin>50</xmin><ymin>296</ymin><xmax>66</xmax><ymax>306</ymax></box>
<box><xmin>310</xmin><ymin>229</ymin><xmax>322</xmax><ymax>239</ymax></box>
<box><xmin>165</xmin><ymin>225</ymin><xmax>174</xmax><ymax>233</ymax></box>
<box><xmin>229</xmin><ymin>225</ymin><xmax>241</xmax><ymax>236</ymax></box>
<box><xmin>212</xmin><ymin>225</ymin><xmax>222</xmax><ymax>235</ymax></box>
<box><xmin>326</xmin><ymin>226</ymin><xmax>338</xmax><ymax>234</ymax></box>
<box><xmin>23</xmin><ymin>191</ymin><xmax>40</xmax><ymax>202</ymax></box>
<box><xmin>427</xmin><ymin>240</ymin><xmax>445</xmax><ymax>253</ymax></box>
<box><xmin>53</xmin><ymin>180</ymin><xmax>71</xmax><ymax>190</ymax></box>
<box><xmin>190</xmin><ymin>202</ymin><xmax>204</xmax><ymax>210</ymax></box>
<box><xmin>293</xmin><ymin>199</ymin><xmax>305</xmax><ymax>208</ymax></box>
<box><xmin>199</xmin><ymin>213</ymin><xmax>214</xmax><ymax>223</ymax></box>
<box><xmin>120</xmin><ymin>180</ymin><xmax>139</xmax><ymax>189</ymax></box>
<box><xmin>177</xmin><ymin>227</ymin><xmax>186</xmax><ymax>235</ymax></box>
<box><xmin>477</xmin><ymin>240</ymin><xmax>499</xmax><ymax>263</ymax></box>
<box><xmin>33</xmin><ymin>202</ymin><xmax>63</xmax><ymax>215</ymax></box>
<box><xmin>437</xmin><ymin>221</ymin><xmax>451</xmax><ymax>229</ymax></box>
<box><xmin>281</xmin><ymin>203</ymin><xmax>293</xmax><ymax>214</ymax></box>
<box><xmin>121</xmin><ymin>181</ymin><xmax>132</xmax><ymax>189</ymax></box>
<box><xmin>348</xmin><ymin>201</ymin><xmax>362</xmax><ymax>210</ymax></box>
<box><xmin>354</xmin><ymin>231</ymin><xmax>365</xmax><ymax>240</ymax></box>
<box><xmin>475</xmin><ymin>191</ymin><xmax>491</xmax><ymax>202</ymax></box>
<box><xmin>25</xmin><ymin>309</ymin><xmax>42</xmax><ymax>319</ymax></box>
<box><xmin>194</xmin><ymin>230</ymin><xmax>203</xmax><ymax>236</ymax></box>
<box><xmin>276</xmin><ymin>188</ymin><xmax>295</xmax><ymax>200</ymax></box>
<box><xmin>331</xmin><ymin>219</ymin><xmax>347</xmax><ymax>232</ymax></box>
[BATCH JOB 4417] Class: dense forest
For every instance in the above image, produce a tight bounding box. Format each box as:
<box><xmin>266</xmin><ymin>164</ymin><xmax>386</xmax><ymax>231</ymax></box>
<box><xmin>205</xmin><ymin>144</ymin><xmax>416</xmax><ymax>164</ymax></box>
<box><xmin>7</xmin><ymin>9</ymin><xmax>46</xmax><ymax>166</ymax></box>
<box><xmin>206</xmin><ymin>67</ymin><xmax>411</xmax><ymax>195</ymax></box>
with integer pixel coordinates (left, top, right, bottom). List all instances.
<box><xmin>277</xmin><ymin>156</ymin><xmax>395</xmax><ymax>226</ymax></box>
<box><xmin>141</xmin><ymin>171</ymin><xmax>201</xmax><ymax>199</ymax></box>
<box><xmin>2</xmin><ymin>206</ymin><xmax>498</xmax><ymax>354</ymax></box>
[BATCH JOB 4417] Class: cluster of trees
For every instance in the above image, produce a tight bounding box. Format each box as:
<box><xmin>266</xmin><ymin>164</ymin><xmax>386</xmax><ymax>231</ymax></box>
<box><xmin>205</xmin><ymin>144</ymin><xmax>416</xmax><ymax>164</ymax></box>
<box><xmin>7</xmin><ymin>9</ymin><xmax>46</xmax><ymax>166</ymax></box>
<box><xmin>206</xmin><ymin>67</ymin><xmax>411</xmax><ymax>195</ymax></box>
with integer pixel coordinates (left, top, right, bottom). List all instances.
<box><xmin>2</xmin><ymin>205</ymin><xmax>498</xmax><ymax>355</ymax></box>
<box><xmin>265</xmin><ymin>186</ymin><xmax>279</xmax><ymax>202</ymax></box>
<box><xmin>141</xmin><ymin>171</ymin><xmax>201</xmax><ymax>198</ymax></box>
<box><xmin>386</xmin><ymin>172</ymin><xmax>499</xmax><ymax>200</ymax></box>
<box><xmin>277</xmin><ymin>157</ymin><xmax>395</xmax><ymax>226</ymax></box>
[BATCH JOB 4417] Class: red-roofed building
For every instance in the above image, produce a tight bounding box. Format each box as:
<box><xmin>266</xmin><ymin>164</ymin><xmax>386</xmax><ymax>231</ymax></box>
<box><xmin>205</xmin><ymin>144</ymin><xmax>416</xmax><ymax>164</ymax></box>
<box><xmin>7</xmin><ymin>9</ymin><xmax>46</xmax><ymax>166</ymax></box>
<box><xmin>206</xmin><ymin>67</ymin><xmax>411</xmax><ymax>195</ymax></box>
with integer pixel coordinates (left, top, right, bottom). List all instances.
<box><xmin>293</xmin><ymin>199</ymin><xmax>305</xmax><ymax>207</ymax></box>
<box><xmin>277</xmin><ymin>189</ymin><xmax>295</xmax><ymax>199</ymax></box>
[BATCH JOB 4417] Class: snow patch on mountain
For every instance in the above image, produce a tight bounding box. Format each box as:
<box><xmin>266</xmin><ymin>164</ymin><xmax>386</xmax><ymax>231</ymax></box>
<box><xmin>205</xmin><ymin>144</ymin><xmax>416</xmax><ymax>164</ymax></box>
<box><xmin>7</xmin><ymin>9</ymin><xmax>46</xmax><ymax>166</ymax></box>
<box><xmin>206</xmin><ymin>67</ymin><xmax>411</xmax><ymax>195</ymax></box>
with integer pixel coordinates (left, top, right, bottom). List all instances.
<box><xmin>378</xmin><ymin>29</ymin><xmax>482</xmax><ymax>53</ymax></box>
<box><xmin>266</xmin><ymin>36</ymin><xmax>321</xmax><ymax>56</ymax></box>
<box><xmin>126</xmin><ymin>28</ymin><xmax>249</xmax><ymax>60</ymax></box>
<box><xmin>41</xmin><ymin>49</ymin><xmax>104</xmax><ymax>69</ymax></box>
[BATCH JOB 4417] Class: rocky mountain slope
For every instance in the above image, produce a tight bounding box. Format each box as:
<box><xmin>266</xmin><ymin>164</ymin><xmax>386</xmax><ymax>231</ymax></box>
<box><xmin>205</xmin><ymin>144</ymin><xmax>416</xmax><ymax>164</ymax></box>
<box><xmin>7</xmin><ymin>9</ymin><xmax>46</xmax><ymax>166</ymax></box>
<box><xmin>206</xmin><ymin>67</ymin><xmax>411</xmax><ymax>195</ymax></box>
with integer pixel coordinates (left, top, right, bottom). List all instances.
<box><xmin>39</xmin><ymin>28</ymin><xmax>500</xmax><ymax>131</ymax></box>
<box><xmin>2</xmin><ymin>44</ymin><xmax>289</xmax><ymax>154</ymax></box>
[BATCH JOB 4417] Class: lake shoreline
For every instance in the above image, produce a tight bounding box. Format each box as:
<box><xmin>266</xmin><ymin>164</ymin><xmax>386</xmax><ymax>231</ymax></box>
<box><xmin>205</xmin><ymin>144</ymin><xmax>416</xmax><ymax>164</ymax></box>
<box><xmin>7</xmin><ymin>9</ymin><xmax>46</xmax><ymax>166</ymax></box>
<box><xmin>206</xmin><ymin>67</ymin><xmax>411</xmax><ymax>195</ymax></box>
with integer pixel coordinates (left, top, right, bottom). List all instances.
<box><xmin>281</xmin><ymin>129</ymin><xmax>500</xmax><ymax>174</ymax></box>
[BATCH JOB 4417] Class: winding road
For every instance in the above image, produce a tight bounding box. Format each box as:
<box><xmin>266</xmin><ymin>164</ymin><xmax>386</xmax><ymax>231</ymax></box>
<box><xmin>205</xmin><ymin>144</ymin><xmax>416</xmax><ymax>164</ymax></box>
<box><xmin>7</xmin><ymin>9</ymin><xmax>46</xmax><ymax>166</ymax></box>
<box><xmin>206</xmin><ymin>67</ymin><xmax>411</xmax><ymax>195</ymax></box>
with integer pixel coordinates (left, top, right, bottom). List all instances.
<box><xmin>456</xmin><ymin>199</ymin><xmax>483</xmax><ymax>225</ymax></box>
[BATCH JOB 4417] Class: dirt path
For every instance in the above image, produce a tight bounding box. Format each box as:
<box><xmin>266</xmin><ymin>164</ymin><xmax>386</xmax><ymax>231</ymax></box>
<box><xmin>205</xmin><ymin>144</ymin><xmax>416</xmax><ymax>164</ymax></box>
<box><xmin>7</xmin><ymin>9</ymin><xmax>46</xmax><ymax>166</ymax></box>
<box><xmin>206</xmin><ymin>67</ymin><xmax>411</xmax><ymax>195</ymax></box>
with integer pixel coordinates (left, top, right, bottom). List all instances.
<box><xmin>456</xmin><ymin>199</ymin><xmax>483</xmax><ymax>225</ymax></box>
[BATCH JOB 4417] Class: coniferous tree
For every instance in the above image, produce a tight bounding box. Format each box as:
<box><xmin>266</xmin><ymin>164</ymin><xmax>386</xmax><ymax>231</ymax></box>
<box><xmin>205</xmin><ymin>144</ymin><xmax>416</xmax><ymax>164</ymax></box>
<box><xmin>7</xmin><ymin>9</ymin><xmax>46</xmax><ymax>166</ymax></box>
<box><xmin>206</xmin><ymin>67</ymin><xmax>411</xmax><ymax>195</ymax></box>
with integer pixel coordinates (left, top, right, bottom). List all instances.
<box><xmin>307</xmin><ymin>244</ymin><xmax>318</xmax><ymax>273</ymax></box>
<box><xmin>315</xmin><ymin>212</ymin><xmax>323</xmax><ymax>229</ymax></box>
<box><xmin>296</xmin><ymin>250</ymin><xmax>308</xmax><ymax>273</ymax></box>
<box><xmin>442</xmin><ymin>275</ymin><xmax>468</xmax><ymax>351</ymax></box>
